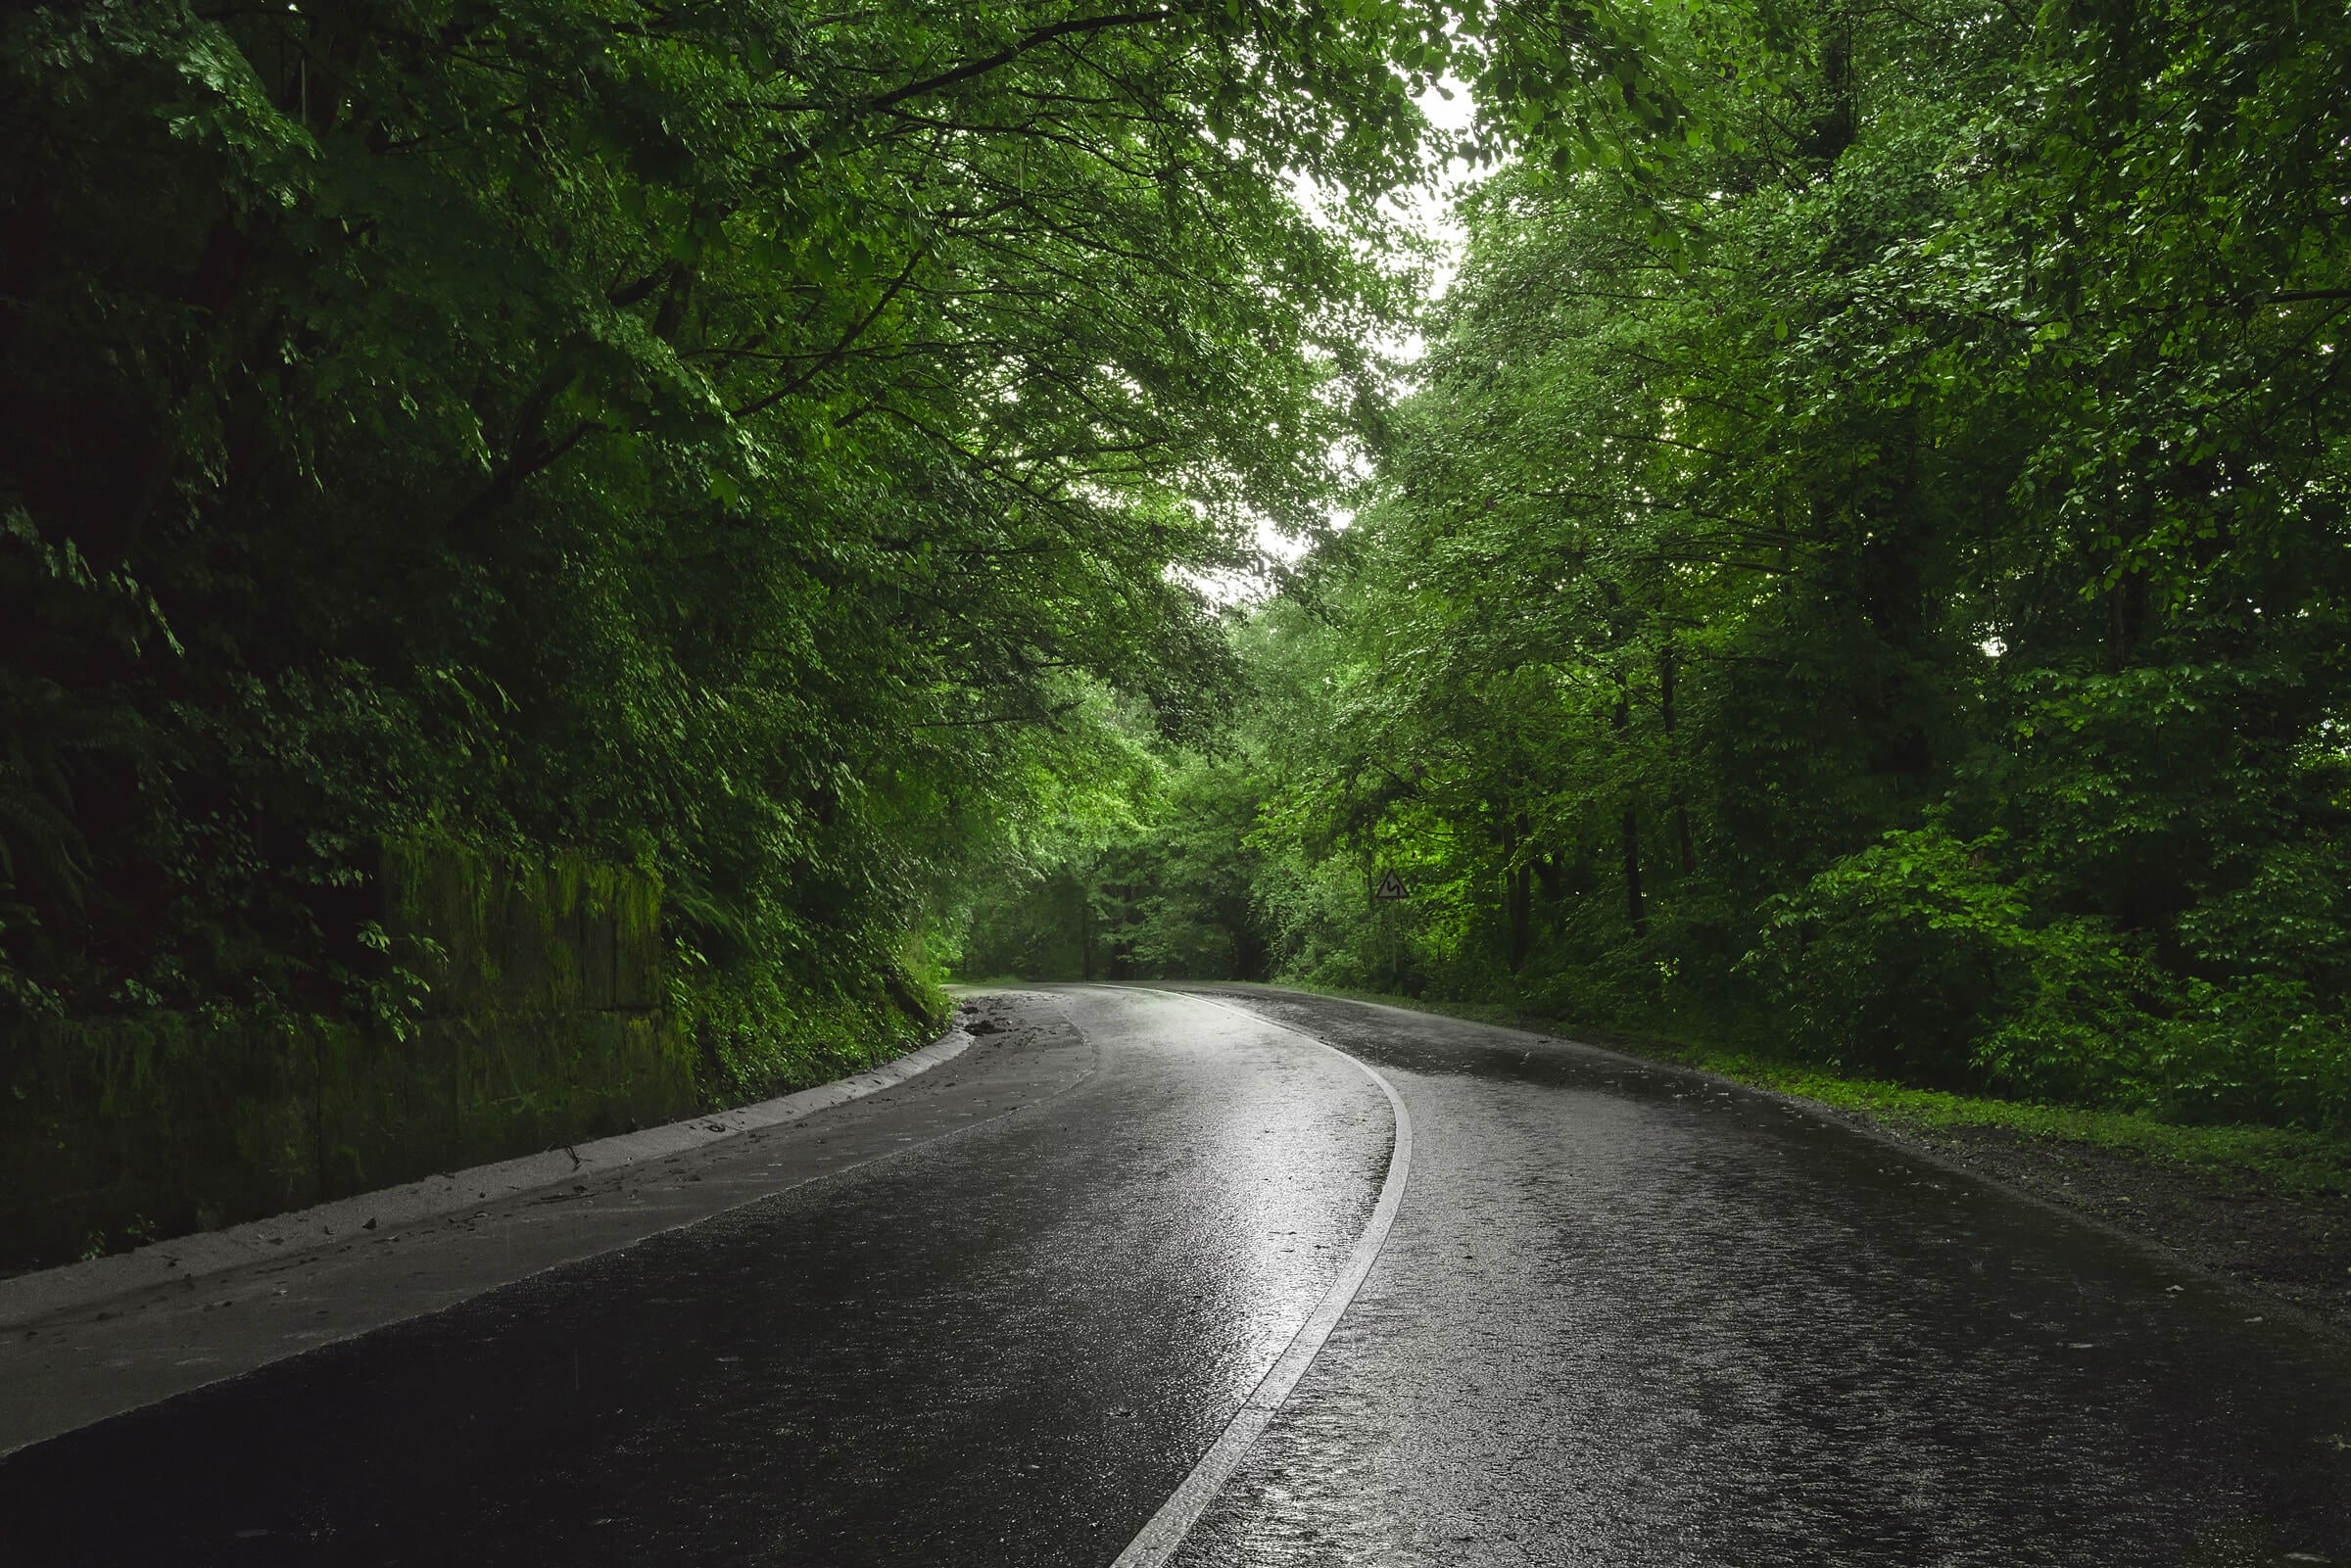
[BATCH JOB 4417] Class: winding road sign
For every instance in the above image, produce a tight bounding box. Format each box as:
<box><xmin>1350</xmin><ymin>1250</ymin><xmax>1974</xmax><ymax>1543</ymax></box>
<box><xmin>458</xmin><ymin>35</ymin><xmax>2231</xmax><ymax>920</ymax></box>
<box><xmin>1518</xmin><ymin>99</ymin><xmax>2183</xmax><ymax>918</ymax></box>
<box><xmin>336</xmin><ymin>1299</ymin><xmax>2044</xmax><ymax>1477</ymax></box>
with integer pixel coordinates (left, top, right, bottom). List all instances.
<box><xmin>1373</xmin><ymin>869</ymin><xmax>1407</xmax><ymax>901</ymax></box>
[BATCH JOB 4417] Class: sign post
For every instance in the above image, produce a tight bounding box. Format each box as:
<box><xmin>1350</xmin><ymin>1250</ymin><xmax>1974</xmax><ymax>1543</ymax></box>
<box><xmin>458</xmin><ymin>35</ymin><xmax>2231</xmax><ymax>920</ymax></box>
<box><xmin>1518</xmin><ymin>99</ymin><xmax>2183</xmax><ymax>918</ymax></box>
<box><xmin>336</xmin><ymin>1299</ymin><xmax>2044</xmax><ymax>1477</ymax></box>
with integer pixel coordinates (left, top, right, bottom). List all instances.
<box><xmin>1371</xmin><ymin>868</ymin><xmax>1407</xmax><ymax>990</ymax></box>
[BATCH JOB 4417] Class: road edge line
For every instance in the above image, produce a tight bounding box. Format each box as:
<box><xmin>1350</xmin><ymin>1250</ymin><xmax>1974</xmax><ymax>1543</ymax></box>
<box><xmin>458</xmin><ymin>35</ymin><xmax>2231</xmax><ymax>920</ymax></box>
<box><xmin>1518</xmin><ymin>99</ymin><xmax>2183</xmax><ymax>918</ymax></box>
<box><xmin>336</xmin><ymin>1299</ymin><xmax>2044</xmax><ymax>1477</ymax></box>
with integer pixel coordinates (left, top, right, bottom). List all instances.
<box><xmin>1109</xmin><ymin>986</ymin><xmax>1415</xmax><ymax>1568</ymax></box>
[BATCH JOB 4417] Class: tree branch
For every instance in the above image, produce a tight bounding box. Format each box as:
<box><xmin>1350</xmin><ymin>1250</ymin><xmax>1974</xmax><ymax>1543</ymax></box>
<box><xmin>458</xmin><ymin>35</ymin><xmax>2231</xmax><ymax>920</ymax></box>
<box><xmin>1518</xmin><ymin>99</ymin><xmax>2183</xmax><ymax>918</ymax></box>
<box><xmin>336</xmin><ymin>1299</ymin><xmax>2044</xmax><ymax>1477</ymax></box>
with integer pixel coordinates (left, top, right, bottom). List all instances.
<box><xmin>777</xmin><ymin>10</ymin><xmax>1175</xmax><ymax>175</ymax></box>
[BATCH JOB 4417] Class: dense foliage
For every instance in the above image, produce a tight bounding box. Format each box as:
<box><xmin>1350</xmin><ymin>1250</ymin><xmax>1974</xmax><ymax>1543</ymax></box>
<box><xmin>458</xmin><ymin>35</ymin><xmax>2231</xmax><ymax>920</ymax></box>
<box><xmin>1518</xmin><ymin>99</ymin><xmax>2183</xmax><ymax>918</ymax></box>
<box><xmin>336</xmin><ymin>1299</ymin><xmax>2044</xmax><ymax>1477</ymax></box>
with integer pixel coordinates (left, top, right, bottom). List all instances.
<box><xmin>18</xmin><ymin>0</ymin><xmax>2351</xmax><ymax>1137</ymax></box>
<box><xmin>968</xmin><ymin>0</ymin><xmax>2351</xmax><ymax>1135</ymax></box>
<box><xmin>0</xmin><ymin>0</ymin><xmax>1456</xmax><ymax>1080</ymax></box>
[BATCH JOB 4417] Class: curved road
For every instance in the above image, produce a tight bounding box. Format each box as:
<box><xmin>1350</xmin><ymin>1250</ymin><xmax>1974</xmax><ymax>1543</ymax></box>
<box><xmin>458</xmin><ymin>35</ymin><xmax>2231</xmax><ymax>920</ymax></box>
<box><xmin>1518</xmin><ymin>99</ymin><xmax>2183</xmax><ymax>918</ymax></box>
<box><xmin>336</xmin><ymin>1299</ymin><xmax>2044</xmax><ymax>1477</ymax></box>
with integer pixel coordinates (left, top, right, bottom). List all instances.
<box><xmin>1</xmin><ymin>985</ymin><xmax>2346</xmax><ymax>1565</ymax></box>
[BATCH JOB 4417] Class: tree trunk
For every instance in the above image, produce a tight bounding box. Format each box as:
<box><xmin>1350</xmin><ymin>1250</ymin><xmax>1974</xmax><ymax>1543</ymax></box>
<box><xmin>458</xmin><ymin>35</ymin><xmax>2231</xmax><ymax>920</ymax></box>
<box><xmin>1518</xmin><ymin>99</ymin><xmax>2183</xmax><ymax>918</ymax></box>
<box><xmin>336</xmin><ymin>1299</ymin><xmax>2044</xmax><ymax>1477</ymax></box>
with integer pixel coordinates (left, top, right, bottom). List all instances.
<box><xmin>1613</xmin><ymin>668</ymin><xmax>1647</xmax><ymax>934</ymax></box>
<box><xmin>1621</xmin><ymin>809</ymin><xmax>1647</xmax><ymax>937</ymax></box>
<box><xmin>1659</xmin><ymin>644</ymin><xmax>1696</xmax><ymax>877</ymax></box>
<box><xmin>1500</xmin><ymin>811</ymin><xmax>1532</xmax><ymax>971</ymax></box>
<box><xmin>1079</xmin><ymin>871</ymin><xmax>1094</xmax><ymax>981</ymax></box>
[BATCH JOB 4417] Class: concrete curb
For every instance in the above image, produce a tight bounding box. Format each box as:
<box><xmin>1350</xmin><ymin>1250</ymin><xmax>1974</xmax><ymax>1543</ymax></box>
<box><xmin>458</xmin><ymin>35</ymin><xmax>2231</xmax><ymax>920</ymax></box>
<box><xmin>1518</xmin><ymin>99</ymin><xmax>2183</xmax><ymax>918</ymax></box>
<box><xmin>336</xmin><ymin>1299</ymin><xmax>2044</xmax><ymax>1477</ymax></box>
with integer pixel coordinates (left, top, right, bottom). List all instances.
<box><xmin>0</xmin><ymin>1025</ymin><xmax>974</xmax><ymax>1333</ymax></box>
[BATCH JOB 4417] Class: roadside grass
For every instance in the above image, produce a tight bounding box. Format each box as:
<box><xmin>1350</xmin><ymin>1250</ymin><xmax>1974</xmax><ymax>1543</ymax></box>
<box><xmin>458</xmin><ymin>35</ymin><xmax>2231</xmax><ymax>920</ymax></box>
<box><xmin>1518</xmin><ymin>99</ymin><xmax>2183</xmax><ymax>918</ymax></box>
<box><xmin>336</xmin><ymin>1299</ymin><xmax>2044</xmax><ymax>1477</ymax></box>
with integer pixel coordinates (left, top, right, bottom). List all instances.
<box><xmin>1238</xmin><ymin>981</ymin><xmax>2351</xmax><ymax>1202</ymax></box>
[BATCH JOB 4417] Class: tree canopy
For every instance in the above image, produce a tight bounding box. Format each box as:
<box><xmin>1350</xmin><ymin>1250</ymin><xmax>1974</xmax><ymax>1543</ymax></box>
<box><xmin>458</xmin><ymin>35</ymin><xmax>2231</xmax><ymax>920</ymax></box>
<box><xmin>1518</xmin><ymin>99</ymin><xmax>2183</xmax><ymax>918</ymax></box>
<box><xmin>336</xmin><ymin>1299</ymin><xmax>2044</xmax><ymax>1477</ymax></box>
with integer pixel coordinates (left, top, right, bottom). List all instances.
<box><xmin>1</xmin><ymin>0</ymin><xmax>1462</xmax><ymax>1069</ymax></box>
<box><xmin>16</xmin><ymin>0</ymin><xmax>2351</xmax><ymax>1135</ymax></box>
<box><xmin>967</xmin><ymin>0</ymin><xmax>2351</xmax><ymax>1136</ymax></box>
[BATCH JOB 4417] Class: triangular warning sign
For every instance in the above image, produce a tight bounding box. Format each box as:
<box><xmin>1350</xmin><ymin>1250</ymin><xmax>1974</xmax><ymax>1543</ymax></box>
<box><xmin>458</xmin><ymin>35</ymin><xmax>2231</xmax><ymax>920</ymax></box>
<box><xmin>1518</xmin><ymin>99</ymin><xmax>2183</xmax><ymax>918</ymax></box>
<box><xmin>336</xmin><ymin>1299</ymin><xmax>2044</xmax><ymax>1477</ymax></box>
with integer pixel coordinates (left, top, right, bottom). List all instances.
<box><xmin>1373</xmin><ymin>868</ymin><xmax>1408</xmax><ymax>901</ymax></box>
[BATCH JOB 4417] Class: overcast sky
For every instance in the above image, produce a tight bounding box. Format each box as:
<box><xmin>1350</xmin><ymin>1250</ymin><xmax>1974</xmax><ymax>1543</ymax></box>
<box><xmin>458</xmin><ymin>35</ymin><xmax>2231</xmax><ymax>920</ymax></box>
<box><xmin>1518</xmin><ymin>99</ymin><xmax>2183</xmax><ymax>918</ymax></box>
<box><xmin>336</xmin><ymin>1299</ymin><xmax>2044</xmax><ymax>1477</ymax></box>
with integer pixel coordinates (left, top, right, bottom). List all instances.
<box><xmin>1218</xmin><ymin>74</ymin><xmax>1484</xmax><ymax>591</ymax></box>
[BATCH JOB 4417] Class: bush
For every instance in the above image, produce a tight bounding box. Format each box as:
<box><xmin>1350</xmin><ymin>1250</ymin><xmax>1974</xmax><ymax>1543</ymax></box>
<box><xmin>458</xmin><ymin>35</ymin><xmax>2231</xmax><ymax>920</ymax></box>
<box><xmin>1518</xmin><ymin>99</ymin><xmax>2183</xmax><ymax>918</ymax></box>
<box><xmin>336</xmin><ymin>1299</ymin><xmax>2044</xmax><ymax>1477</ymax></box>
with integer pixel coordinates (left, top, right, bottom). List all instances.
<box><xmin>2144</xmin><ymin>975</ymin><xmax>2351</xmax><ymax>1132</ymax></box>
<box><xmin>1748</xmin><ymin>826</ymin><xmax>2035</xmax><ymax>1083</ymax></box>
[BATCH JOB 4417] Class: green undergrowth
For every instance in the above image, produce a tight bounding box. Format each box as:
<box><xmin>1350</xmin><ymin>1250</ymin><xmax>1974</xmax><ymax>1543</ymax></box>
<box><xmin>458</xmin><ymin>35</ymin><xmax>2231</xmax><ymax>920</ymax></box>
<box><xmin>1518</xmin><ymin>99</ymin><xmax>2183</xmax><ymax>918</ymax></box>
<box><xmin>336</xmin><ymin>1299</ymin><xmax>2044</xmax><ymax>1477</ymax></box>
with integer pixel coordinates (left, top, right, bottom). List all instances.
<box><xmin>676</xmin><ymin>965</ymin><xmax>947</xmax><ymax>1108</ymax></box>
<box><xmin>1245</xmin><ymin>982</ymin><xmax>2351</xmax><ymax>1202</ymax></box>
<box><xmin>0</xmin><ymin>840</ymin><xmax>953</xmax><ymax>1272</ymax></box>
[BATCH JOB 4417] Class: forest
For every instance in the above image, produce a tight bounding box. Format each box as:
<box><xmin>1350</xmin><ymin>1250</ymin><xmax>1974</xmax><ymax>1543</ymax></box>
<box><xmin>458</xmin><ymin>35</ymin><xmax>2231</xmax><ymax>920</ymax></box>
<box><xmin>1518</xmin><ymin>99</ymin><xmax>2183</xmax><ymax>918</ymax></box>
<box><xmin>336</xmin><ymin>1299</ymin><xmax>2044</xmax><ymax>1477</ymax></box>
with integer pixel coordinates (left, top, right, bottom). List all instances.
<box><xmin>959</xmin><ymin>0</ymin><xmax>2351</xmax><ymax>1137</ymax></box>
<box><xmin>3</xmin><ymin>0</ymin><xmax>2348</xmax><ymax>1253</ymax></box>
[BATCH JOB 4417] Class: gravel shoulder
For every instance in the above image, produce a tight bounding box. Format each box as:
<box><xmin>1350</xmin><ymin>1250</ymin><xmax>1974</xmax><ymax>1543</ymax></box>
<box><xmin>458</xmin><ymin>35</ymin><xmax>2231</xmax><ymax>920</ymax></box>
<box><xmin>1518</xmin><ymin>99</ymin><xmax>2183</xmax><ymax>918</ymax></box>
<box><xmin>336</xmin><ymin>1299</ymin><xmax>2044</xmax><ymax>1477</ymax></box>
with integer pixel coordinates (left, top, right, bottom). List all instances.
<box><xmin>1866</xmin><ymin>1117</ymin><xmax>2351</xmax><ymax>1335</ymax></box>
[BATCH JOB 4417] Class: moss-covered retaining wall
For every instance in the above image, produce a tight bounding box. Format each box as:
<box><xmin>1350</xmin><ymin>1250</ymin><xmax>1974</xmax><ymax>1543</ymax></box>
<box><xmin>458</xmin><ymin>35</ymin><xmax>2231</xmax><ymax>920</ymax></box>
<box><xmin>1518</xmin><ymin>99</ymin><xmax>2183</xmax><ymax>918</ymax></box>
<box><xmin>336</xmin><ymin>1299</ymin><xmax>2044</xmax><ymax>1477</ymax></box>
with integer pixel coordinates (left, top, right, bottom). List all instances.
<box><xmin>0</xmin><ymin>845</ymin><xmax>699</xmax><ymax>1271</ymax></box>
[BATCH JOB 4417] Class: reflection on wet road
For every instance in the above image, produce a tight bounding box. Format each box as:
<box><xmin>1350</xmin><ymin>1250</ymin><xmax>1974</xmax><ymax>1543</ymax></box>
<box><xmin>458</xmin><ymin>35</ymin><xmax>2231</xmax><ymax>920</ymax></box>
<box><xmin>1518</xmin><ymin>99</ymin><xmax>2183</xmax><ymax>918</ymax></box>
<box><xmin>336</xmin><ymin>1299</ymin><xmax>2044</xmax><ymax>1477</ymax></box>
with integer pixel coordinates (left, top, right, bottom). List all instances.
<box><xmin>2</xmin><ymin>983</ymin><xmax>2346</xmax><ymax>1566</ymax></box>
<box><xmin>1166</xmin><ymin>986</ymin><xmax>2351</xmax><ymax>1567</ymax></box>
<box><xmin>0</xmin><ymin>989</ymin><xmax>1385</xmax><ymax>1565</ymax></box>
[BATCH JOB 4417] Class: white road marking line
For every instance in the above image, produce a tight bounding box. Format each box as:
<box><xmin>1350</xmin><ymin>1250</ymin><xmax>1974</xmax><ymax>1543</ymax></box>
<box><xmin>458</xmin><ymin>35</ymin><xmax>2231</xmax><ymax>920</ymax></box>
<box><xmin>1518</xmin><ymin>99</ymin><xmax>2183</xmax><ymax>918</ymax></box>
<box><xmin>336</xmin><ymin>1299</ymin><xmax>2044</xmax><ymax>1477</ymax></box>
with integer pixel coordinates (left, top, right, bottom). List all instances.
<box><xmin>1111</xmin><ymin>988</ymin><xmax>1415</xmax><ymax>1568</ymax></box>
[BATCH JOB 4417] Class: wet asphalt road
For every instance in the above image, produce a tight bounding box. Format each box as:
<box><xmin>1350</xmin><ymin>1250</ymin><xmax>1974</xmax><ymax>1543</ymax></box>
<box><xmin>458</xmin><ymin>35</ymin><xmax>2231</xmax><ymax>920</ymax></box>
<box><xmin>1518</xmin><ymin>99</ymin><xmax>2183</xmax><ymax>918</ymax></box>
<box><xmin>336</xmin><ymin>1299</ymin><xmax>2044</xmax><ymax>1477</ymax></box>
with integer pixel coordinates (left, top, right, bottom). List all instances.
<box><xmin>0</xmin><ymin>988</ymin><xmax>1385</xmax><ymax>1565</ymax></box>
<box><xmin>3</xmin><ymin>984</ymin><xmax>2349</xmax><ymax>1565</ymax></box>
<box><xmin>1170</xmin><ymin>987</ymin><xmax>2351</xmax><ymax>1567</ymax></box>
